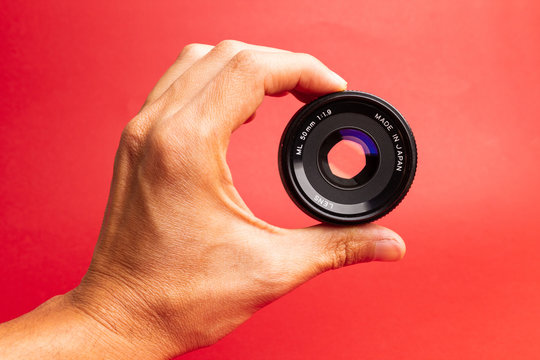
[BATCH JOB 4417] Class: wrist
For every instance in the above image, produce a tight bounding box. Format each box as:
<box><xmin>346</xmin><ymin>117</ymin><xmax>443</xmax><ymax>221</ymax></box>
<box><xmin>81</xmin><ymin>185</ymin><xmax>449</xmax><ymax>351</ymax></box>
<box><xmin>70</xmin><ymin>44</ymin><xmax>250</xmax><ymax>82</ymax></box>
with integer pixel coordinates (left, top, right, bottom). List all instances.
<box><xmin>67</xmin><ymin>266</ymin><xmax>188</xmax><ymax>360</ymax></box>
<box><xmin>0</xmin><ymin>293</ymin><xmax>140</xmax><ymax>360</ymax></box>
<box><xmin>55</xmin><ymin>294</ymin><xmax>135</xmax><ymax>360</ymax></box>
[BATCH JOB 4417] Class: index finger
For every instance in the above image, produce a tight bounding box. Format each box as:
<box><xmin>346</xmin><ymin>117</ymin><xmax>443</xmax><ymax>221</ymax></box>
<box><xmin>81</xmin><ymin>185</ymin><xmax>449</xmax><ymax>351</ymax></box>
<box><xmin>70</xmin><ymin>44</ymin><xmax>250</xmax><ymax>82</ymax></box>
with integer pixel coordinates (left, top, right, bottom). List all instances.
<box><xmin>188</xmin><ymin>49</ymin><xmax>347</xmax><ymax>134</ymax></box>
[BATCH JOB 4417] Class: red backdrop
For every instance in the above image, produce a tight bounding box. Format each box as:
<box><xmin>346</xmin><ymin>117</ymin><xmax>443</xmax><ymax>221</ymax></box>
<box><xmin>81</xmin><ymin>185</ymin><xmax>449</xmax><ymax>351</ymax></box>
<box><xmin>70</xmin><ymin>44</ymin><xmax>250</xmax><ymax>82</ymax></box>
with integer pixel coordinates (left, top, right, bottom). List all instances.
<box><xmin>1</xmin><ymin>1</ymin><xmax>539</xmax><ymax>359</ymax></box>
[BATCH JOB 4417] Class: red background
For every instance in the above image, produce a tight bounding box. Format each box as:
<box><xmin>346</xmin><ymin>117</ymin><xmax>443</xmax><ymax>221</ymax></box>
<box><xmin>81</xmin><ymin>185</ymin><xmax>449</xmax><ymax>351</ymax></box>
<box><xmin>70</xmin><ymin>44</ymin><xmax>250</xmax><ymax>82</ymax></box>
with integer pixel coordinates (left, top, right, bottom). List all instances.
<box><xmin>1</xmin><ymin>1</ymin><xmax>539</xmax><ymax>359</ymax></box>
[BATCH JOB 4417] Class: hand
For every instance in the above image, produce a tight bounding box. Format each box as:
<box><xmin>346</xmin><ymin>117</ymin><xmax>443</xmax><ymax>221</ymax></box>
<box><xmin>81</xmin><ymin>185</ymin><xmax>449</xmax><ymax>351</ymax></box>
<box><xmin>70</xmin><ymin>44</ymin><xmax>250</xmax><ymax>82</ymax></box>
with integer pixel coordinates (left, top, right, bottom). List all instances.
<box><xmin>0</xmin><ymin>40</ymin><xmax>405</xmax><ymax>360</ymax></box>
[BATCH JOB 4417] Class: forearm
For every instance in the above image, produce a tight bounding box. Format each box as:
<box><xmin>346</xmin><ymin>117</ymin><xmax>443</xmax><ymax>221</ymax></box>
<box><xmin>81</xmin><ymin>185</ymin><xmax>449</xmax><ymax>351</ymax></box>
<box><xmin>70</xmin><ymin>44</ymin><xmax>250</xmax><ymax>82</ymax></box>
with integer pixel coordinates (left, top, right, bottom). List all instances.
<box><xmin>0</xmin><ymin>293</ymin><xmax>152</xmax><ymax>360</ymax></box>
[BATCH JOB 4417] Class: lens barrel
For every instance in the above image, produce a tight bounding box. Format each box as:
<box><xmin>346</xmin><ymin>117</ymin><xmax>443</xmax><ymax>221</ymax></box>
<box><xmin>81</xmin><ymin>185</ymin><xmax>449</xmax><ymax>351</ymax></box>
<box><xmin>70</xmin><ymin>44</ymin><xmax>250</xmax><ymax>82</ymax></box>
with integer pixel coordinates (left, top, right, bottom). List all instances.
<box><xmin>278</xmin><ymin>90</ymin><xmax>417</xmax><ymax>224</ymax></box>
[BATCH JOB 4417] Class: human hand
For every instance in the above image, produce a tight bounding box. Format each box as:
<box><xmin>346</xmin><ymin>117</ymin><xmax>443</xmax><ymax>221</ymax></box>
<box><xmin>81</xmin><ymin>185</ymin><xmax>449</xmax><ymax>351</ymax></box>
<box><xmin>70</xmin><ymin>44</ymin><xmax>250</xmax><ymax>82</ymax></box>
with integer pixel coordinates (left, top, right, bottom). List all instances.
<box><xmin>65</xmin><ymin>40</ymin><xmax>406</xmax><ymax>359</ymax></box>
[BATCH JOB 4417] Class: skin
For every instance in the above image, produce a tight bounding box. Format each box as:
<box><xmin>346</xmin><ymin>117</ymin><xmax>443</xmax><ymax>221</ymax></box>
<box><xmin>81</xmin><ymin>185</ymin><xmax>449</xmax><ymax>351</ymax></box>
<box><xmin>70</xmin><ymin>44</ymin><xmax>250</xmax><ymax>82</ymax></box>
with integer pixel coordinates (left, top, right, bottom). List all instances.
<box><xmin>0</xmin><ymin>40</ymin><xmax>406</xmax><ymax>359</ymax></box>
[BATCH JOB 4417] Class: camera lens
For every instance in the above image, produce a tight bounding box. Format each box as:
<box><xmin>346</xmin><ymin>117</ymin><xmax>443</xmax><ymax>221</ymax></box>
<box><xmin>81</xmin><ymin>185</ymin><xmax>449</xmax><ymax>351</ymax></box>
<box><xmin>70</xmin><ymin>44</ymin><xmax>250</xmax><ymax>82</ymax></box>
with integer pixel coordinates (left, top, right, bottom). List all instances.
<box><xmin>278</xmin><ymin>90</ymin><xmax>417</xmax><ymax>224</ymax></box>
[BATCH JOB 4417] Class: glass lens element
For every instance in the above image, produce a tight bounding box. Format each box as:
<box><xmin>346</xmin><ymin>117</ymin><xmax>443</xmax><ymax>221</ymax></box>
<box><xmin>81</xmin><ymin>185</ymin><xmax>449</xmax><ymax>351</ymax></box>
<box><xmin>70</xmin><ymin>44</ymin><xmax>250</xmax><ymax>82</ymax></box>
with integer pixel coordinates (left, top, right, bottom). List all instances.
<box><xmin>319</xmin><ymin>128</ymin><xmax>380</xmax><ymax>189</ymax></box>
<box><xmin>327</xmin><ymin>139</ymin><xmax>366</xmax><ymax>179</ymax></box>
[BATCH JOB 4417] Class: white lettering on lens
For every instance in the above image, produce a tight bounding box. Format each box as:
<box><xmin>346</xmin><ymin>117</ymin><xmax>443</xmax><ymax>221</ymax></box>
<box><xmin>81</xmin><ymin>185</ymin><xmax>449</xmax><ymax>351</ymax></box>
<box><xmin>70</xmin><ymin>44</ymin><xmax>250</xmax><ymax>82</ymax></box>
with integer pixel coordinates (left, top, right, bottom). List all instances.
<box><xmin>299</xmin><ymin>121</ymin><xmax>316</xmax><ymax>141</ymax></box>
<box><xmin>314</xmin><ymin>194</ymin><xmax>334</xmax><ymax>209</ymax></box>
<box><xmin>396</xmin><ymin>145</ymin><xmax>404</xmax><ymax>171</ymax></box>
<box><xmin>375</xmin><ymin>113</ymin><xmax>394</xmax><ymax>131</ymax></box>
<box><xmin>296</xmin><ymin>144</ymin><xmax>303</xmax><ymax>155</ymax></box>
<box><xmin>316</xmin><ymin>108</ymin><xmax>332</xmax><ymax>121</ymax></box>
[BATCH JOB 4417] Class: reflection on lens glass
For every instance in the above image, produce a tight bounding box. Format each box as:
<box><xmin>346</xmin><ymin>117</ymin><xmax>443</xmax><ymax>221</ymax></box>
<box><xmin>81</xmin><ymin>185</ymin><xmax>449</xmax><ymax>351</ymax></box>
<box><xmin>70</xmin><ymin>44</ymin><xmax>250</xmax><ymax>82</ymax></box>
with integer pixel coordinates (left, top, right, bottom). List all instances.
<box><xmin>319</xmin><ymin>128</ymin><xmax>380</xmax><ymax>189</ymax></box>
<box><xmin>327</xmin><ymin>139</ymin><xmax>366</xmax><ymax>179</ymax></box>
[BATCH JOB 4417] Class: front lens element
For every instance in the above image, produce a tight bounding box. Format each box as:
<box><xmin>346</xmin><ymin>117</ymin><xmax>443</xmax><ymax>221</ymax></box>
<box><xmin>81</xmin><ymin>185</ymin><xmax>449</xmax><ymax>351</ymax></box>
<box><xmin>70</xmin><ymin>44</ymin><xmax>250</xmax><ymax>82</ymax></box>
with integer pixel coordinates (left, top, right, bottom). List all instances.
<box><xmin>319</xmin><ymin>128</ymin><xmax>380</xmax><ymax>189</ymax></box>
<box><xmin>327</xmin><ymin>139</ymin><xmax>366</xmax><ymax>179</ymax></box>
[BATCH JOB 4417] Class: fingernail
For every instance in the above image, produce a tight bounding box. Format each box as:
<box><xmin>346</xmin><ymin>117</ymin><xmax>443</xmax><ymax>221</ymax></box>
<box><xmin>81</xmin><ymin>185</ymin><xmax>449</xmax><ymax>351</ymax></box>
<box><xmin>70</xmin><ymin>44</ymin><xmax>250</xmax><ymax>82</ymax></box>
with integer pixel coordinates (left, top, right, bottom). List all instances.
<box><xmin>373</xmin><ymin>239</ymin><xmax>405</xmax><ymax>261</ymax></box>
<box><xmin>329</xmin><ymin>70</ymin><xmax>348</xmax><ymax>89</ymax></box>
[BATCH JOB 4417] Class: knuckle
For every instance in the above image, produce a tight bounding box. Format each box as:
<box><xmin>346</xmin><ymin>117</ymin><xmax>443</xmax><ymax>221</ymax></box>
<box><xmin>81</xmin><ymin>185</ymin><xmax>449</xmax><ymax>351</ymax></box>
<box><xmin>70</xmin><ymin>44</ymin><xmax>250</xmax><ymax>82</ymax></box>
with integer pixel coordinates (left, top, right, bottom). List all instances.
<box><xmin>330</xmin><ymin>236</ymin><xmax>353</xmax><ymax>269</ymax></box>
<box><xmin>230</xmin><ymin>49</ymin><xmax>259</xmax><ymax>71</ymax></box>
<box><xmin>178</xmin><ymin>43</ymin><xmax>208</xmax><ymax>59</ymax></box>
<box><xmin>147</xmin><ymin>123</ymin><xmax>177</xmax><ymax>155</ymax></box>
<box><xmin>215</xmin><ymin>39</ymin><xmax>245</xmax><ymax>53</ymax></box>
<box><xmin>143</xmin><ymin>120</ymin><xmax>209</xmax><ymax>178</ymax></box>
<box><xmin>119</xmin><ymin>118</ymin><xmax>147</xmax><ymax>154</ymax></box>
<box><xmin>297</xmin><ymin>52</ymin><xmax>318</xmax><ymax>62</ymax></box>
<box><xmin>144</xmin><ymin>123</ymin><xmax>182</xmax><ymax>170</ymax></box>
<box><xmin>297</xmin><ymin>52</ymin><xmax>324</xmax><ymax>68</ymax></box>
<box><xmin>328</xmin><ymin>230</ymin><xmax>374</xmax><ymax>269</ymax></box>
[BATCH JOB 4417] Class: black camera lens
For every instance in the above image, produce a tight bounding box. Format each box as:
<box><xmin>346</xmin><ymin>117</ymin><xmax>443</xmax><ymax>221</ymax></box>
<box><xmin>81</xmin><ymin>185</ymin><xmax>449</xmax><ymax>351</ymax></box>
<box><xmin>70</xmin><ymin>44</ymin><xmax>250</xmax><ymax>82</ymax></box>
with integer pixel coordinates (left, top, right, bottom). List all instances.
<box><xmin>278</xmin><ymin>90</ymin><xmax>417</xmax><ymax>224</ymax></box>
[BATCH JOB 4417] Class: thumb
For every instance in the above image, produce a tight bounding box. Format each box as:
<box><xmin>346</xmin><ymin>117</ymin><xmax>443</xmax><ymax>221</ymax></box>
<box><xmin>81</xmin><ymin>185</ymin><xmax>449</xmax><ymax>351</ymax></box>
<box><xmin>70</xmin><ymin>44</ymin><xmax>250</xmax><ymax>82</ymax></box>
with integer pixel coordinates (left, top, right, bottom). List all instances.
<box><xmin>285</xmin><ymin>223</ymin><xmax>406</xmax><ymax>277</ymax></box>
